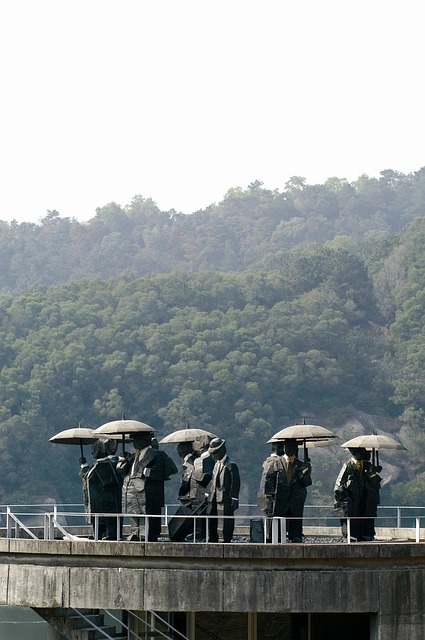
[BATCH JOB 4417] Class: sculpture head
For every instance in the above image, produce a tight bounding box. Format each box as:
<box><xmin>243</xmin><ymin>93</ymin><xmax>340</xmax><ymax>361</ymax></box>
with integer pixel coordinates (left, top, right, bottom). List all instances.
<box><xmin>92</xmin><ymin>438</ymin><xmax>117</xmax><ymax>459</ymax></box>
<box><xmin>348</xmin><ymin>447</ymin><xmax>367</xmax><ymax>461</ymax></box>
<box><xmin>131</xmin><ymin>431</ymin><xmax>152</xmax><ymax>450</ymax></box>
<box><xmin>271</xmin><ymin>441</ymin><xmax>284</xmax><ymax>456</ymax></box>
<box><xmin>284</xmin><ymin>439</ymin><xmax>298</xmax><ymax>458</ymax></box>
<box><xmin>193</xmin><ymin>434</ymin><xmax>212</xmax><ymax>454</ymax></box>
<box><xmin>177</xmin><ymin>441</ymin><xmax>194</xmax><ymax>459</ymax></box>
<box><xmin>209</xmin><ymin>437</ymin><xmax>226</xmax><ymax>460</ymax></box>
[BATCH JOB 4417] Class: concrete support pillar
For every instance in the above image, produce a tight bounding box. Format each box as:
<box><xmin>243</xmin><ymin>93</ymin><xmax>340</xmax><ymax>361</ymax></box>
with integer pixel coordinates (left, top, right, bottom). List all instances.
<box><xmin>186</xmin><ymin>611</ymin><xmax>196</xmax><ymax>639</ymax></box>
<box><xmin>377</xmin><ymin>614</ymin><xmax>425</xmax><ymax>640</ymax></box>
<box><xmin>248</xmin><ymin>612</ymin><xmax>257</xmax><ymax>640</ymax></box>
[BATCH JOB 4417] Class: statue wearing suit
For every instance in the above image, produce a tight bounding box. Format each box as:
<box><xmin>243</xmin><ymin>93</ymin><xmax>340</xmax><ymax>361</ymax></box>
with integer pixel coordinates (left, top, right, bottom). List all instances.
<box><xmin>258</xmin><ymin>439</ymin><xmax>312</xmax><ymax>542</ymax></box>
<box><xmin>207</xmin><ymin>438</ymin><xmax>240</xmax><ymax>543</ymax></box>
<box><xmin>117</xmin><ymin>431</ymin><xmax>178</xmax><ymax>541</ymax></box>
<box><xmin>334</xmin><ymin>447</ymin><xmax>382</xmax><ymax>541</ymax></box>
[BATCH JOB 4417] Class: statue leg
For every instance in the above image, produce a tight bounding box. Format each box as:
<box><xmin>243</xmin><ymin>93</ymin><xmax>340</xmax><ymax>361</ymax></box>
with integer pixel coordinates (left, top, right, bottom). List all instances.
<box><xmin>207</xmin><ymin>501</ymin><xmax>219</xmax><ymax>542</ymax></box>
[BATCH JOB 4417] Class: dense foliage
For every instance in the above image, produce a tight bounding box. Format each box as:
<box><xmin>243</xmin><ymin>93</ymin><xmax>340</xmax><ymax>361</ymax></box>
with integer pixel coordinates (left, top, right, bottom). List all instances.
<box><xmin>0</xmin><ymin>249</ymin><xmax>396</xmax><ymax>506</ymax></box>
<box><xmin>1</xmin><ymin>169</ymin><xmax>425</xmax><ymax>293</ymax></box>
<box><xmin>1</xmin><ymin>168</ymin><xmax>425</xmax><ymax>507</ymax></box>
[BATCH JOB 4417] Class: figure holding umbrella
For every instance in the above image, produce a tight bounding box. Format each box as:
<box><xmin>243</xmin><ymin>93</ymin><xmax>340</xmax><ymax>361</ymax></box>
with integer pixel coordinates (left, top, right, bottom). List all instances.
<box><xmin>258</xmin><ymin>423</ymin><xmax>336</xmax><ymax>542</ymax></box>
<box><xmin>94</xmin><ymin>419</ymin><xmax>178</xmax><ymax>541</ymax></box>
<box><xmin>79</xmin><ymin>438</ymin><xmax>123</xmax><ymax>541</ymax></box>
<box><xmin>49</xmin><ymin>425</ymin><xmax>123</xmax><ymax>540</ymax></box>
<box><xmin>335</xmin><ymin>432</ymin><xmax>406</xmax><ymax>542</ymax></box>
<box><xmin>159</xmin><ymin>428</ymin><xmax>217</xmax><ymax>541</ymax></box>
<box><xmin>159</xmin><ymin>428</ymin><xmax>217</xmax><ymax>510</ymax></box>
<box><xmin>257</xmin><ymin>438</ymin><xmax>312</xmax><ymax>543</ymax></box>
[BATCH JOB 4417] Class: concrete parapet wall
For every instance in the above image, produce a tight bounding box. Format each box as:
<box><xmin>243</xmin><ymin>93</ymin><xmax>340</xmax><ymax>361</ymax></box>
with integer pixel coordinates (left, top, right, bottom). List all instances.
<box><xmin>1</xmin><ymin>537</ymin><xmax>425</xmax><ymax>638</ymax></box>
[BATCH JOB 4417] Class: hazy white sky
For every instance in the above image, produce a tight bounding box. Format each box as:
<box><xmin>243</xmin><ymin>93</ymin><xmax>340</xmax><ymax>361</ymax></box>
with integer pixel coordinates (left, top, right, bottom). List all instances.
<box><xmin>0</xmin><ymin>1</ymin><xmax>424</xmax><ymax>224</ymax></box>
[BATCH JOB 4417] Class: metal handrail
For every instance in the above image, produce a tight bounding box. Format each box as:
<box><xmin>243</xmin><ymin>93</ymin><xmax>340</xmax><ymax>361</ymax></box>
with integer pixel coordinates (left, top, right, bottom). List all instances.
<box><xmin>195</xmin><ymin>620</ymin><xmax>223</xmax><ymax>640</ymax></box>
<box><xmin>2</xmin><ymin>504</ymin><xmax>425</xmax><ymax>544</ymax></box>
<box><xmin>6</xmin><ymin>506</ymin><xmax>38</xmax><ymax>540</ymax></box>
<box><xmin>128</xmin><ymin>609</ymin><xmax>189</xmax><ymax>640</ymax></box>
<box><xmin>47</xmin><ymin>510</ymin><xmax>425</xmax><ymax>544</ymax></box>
<box><xmin>70</xmin><ymin>608</ymin><xmax>117</xmax><ymax>640</ymax></box>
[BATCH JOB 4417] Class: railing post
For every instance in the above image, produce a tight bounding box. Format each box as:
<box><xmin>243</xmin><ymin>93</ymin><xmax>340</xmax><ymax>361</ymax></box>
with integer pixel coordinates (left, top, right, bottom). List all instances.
<box><xmin>93</xmin><ymin>514</ymin><xmax>99</xmax><ymax>541</ymax></box>
<box><xmin>43</xmin><ymin>512</ymin><xmax>49</xmax><ymax>540</ymax></box>
<box><xmin>271</xmin><ymin>517</ymin><xmax>286</xmax><ymax>544</ymax></box>
<box><xmin>49</xmin><ymin>512</ymin><xmax>55</xmax><ymax>540</ymax></box>
<box><xmin>271</xmin><ymin>517</ymin><xmax>278</xmax><ymax>543</ymax></box>
<box><xmin>281</xmin><ymin>517</ymin><xmax>286</xmax><ymax>544</ymax></box>
<box><xmin>416</xmin><ymin>516</ymin><xmax>421</xmax><ymax>543</ymax></box>
<box><xmin>397</xmin><ymin>507</ymin><xmax>401</xmax><ymax>529</ymax></box>
<box><xmin>6</xmin><ymin>506</ymin><xmax>12</xmax><ymax>539</ymax></box>
<box><xmin>346</xmin><ymin>517</ymin><xmax>351</xmax><ymax>544</ymax></box>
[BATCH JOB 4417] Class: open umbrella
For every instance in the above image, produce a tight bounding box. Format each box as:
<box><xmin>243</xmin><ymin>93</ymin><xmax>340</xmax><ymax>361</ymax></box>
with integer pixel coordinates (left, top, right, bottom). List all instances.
<box><xmin>267</xmin><ymin>436</ymin><xmax>334</xmax><ymax>448</ymax></box>
<box><xmin>269</xmin><ymin>424</ymin><xmax>337</xmax><ymax>461</ymax></box>
<box><xmin>93</xmin><ymin>419</ymin><xmax>155</xmax><ymax>454</ymax></box>
<box><xmin>49</xmin><ymin>426</ymin><xmax>97</xmax><ymax>459</ymax></box>
<box><xmin>341</xmin><ymin>433</ymin><xmax>407</xmax><ymax>467</ymax></box>
<box><xmin>159</xmin><ymin>428</ymin><xmax>217</xmax><ymax>444</ymax></box>
<box><xmin>271</xmin><ymin>424</ymin><xmax>336</xmax><ymax>442</ymax></box>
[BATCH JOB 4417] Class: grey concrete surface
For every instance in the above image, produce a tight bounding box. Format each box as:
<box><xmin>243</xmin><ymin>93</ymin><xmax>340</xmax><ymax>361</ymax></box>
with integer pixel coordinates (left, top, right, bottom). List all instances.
<box><xmin>1</xmin><ymin>539</ymin><xmax>425</xmax><ymax>638</ymax></box>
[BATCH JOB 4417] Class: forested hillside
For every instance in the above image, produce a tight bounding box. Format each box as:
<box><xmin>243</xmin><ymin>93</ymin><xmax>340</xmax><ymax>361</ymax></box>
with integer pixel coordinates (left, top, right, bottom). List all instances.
<box><xmin>1</xmin><ymin>168</ymin><xmax>425</xmax><ymax>508</ymax></box>
<box><xmin>1</xmin><ymin>169</ymin><xmax>425</xmax><ymax>293</ymax></box>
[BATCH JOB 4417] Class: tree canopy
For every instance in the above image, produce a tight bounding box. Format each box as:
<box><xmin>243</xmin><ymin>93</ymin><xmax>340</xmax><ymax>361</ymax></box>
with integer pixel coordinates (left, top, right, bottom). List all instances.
<box><xmin>1</xmin><ymin>168</ymin><xmax>425</xmax><ymax>293</ymax></box>
<box><xmin>1</xmin><ymin>169</ymin><xmax>425</xmax><ymax>507</ymax></box>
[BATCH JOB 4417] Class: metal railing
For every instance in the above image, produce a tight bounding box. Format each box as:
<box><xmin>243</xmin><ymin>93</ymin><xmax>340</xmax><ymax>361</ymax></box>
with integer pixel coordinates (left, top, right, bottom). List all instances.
<box><xmin>2</xmin><ymin>503</ymin><xmax>425</xmax><ymax>544</ymax></box>
<box><xmin>69</xmin><ymin>608</ymin><xmax>190</xmax><ymax>640</ymax></box>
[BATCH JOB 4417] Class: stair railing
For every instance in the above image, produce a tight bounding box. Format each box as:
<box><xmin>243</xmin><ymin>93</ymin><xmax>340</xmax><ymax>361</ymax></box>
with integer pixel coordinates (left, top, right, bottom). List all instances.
<box><xmin>70</xmin><ymin>608</ymin><xmax>117</xmax><ymax>639</ymax></box>
<box><xmin>6</xmin><ymin>506</ymin><xmax>38</xmax><ymax>539</ymax></box>
<box><xmin>102</xmin><ymin>609</ymin><xmax>190</xmax><ymax>640</ymax></box>
<box><xmin>195</xmin><ymin>621</ymin><xmax>223</xmax><ymax>640</ymax></box>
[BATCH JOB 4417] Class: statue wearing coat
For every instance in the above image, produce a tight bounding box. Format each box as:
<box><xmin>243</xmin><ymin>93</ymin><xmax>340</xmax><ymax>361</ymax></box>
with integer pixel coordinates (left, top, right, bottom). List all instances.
<box><xmin>80</xmin><ymin>438</ymin><xmax>122</xmax><ymax>540</ymax></box>
<box><xmin>117</xmin><ymin>432</ymin><xmax>178</xmax><ymax>541</ymax></box>
<box><xmin>257</xmin><ymin>439</ymin><xmax>312</xmax><ymax>543</ymax></box>
<box><xmin>334</xmin><ymin>447</ymin><xmax>381</xmax><ymax>541</ymax></box>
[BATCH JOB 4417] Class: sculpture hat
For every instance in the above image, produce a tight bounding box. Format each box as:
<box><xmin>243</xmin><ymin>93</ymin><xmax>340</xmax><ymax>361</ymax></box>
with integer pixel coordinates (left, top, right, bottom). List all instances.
<box><xmin>209</xmin><ymin>437</ymin><xmax>226</xmax><ymax>453</ymax></box>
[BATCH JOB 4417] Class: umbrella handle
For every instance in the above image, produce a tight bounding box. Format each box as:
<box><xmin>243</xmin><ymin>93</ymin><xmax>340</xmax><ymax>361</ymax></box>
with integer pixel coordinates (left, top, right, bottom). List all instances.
<box><xmin>122</xmin><ymin>434</ymin><xmax>126</xmax><ymax>455</ymax></box>
<box><xmin>303</xmin><ymin>441</ymin><xmax>309</xmax><ymax>462</ymax></box>
<box><xmin>79</xmin><ymin>440</ymin><xmax>84</xmax><ymax>459</ymax></box>
<box><xmin>372</xmin><ymin>449</ymin><xmax>376</xmax><ymax>466</ymax></box>
<box><xmin>376</xmin><ymin>450</ymin><xmax>380</xmax><ymax>468</ymax></box>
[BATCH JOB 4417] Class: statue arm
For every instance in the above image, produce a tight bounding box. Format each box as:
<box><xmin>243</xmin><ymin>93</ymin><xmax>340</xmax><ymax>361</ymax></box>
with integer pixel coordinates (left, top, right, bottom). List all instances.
<box><xmin>116</xmin><ymin>453</ymin><xmax>133</xmax><ymax>476</ymax></box>
<box><xmin>229</xmin><ymin>464</ymin><xmax>241</xmax><ymax>510</ymax></box>
<box><xmin>147</xmin><ymin>452</ymin><xmax>178</xmax><ymax>481</ymax></box>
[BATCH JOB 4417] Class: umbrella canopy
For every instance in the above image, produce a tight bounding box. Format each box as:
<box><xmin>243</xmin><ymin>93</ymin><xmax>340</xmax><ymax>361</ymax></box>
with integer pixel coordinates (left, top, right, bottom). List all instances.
<box><xmin>49</xmin><ymin>425</ymin><xmax>131</xmax><ymax>458</ymax></box>
<box><xmin>49</xmin><ymin>426</ymin><xmax>98</xmax><ymax>457</ymax></box>
<box><xmin>93</xmin><ymin>419</ymin><xmax>155</xmax><ymax>436</ymax></box>
<box><xmin>267</xmin><ymin>436</ymin><xmax>334</xmax><ymax>447</ymax></box>
<box><xmin>270</xmin><ymin>424</ymin><xmax>337</xmax><ymax>443</ymax></box>
<box><xmin>93</xmin><ymin>419</ymin><xmax>155</xmax><ymax>454</ymax></box>
<box><xmin>49</xmin><ymin>427</ymin><xmax>97</xmax><ymax>445</ymax></box>
<box><xmin>341</xmin><ymin>434</ymin><xmax>407</xmax><ymax>451</ymax></box>
<box><xmin>159</xmin><ymin>428</ymin><xmax>217</xmax><ymax>444</ymax></box>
